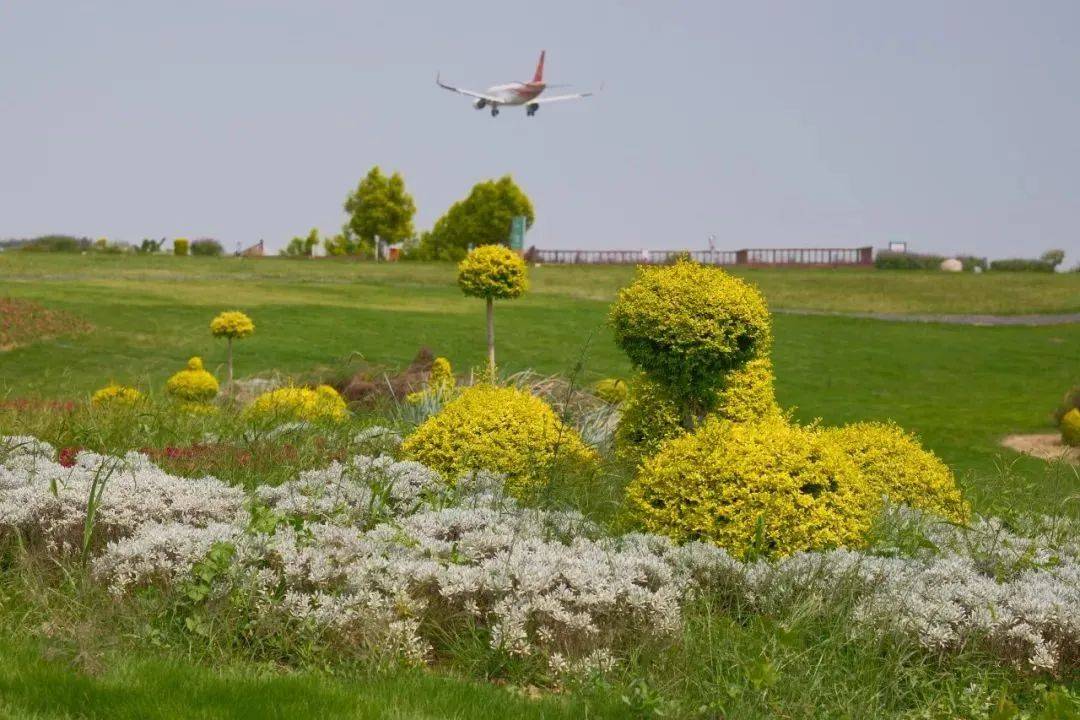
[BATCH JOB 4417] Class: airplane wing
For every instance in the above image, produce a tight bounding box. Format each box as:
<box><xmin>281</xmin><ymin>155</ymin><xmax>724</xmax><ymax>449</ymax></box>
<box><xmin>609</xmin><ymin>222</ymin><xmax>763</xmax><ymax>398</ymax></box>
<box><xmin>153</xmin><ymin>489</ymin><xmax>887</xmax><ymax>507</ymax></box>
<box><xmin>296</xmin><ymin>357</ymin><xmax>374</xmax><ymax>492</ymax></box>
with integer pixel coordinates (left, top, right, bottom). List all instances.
<box><xmin>531</xmin><ymin>89</ymin><xmax>598</xmax><ymax>105</ymax></box>
<box><xmin>436</xmin><ymin>74</ymin><xmax>501</xmax><ymax>103</ymax></box>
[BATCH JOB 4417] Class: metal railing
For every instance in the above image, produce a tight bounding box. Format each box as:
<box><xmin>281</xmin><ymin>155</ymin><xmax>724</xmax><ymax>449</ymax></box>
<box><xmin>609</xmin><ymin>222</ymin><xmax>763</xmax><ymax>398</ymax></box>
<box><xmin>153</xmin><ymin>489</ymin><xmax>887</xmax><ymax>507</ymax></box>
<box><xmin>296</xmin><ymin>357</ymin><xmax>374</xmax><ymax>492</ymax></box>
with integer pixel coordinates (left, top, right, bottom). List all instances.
<box><xmin>529</xmin><ymin>247</ymin><xmax>873</xmax><ymax>267</ymax></box>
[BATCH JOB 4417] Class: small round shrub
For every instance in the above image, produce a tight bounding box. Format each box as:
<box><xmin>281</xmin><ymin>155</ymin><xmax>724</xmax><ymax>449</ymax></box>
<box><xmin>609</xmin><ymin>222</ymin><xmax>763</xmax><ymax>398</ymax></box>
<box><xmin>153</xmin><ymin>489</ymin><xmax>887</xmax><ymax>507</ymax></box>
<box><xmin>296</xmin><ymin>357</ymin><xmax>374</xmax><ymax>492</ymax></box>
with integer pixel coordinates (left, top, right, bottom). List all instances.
<box><xmin>593</xmin><ymin>377</ymin><xmax>628</xmax><ymax>405</ymax></box>
<box><xmin>210</xmin><ymin>310</ymin><xmax>255</xmax><ymax>339</ymax></box>
<box><xmin>614</xmin><ymin>374</ymin><xmax>684</xmax><ymax>465</ymax></box>
<box><xmin>1062</xmin><ymin>408</ymin><xmax>1080</xmax><ymax>448</ymax></box>
<box><xmin>824</xmin><ymin>421</ymin><xmax>969</xmax><ymax>522</ymax></box>
<box><xmin>406</xmin><ymin>357</ymin><xmax>457</xmax><ymax>405</ymax></box>
<box><xmin>165</xmin><ymin>357</ymin><xmax>218</xmax><ymax>402</ymax></box>
<box><xmin>173</xmin><ymin>238</ymin><xmax>189</xmax><ymax>256</ymax></box>
<box><xmin>91</xmin><ymin>383</ymin><xmax>142</xmax><ymax>406</ymax></box>
<box><xmin>244</xmin><ymin>385</ymin><xmax>348</xmax><ymax>424</ymax></box>
<box><xmin>402</xmin><ymin>384</ymin><xmax>597</xmax><ymax>492</ymax></box>
<box><xmin>609</xmin><ymin>258</ymin><xmax>771</xmax><ymax>415</ymax></box>
<box><xmin>1054</xmin><ymin>386</ymin><xmax>1080</xmax><ymax>426</ymax></box>
<box><xmin>457</xmin><ymin>245</ymin><xmax>528</xmax><ymax>299</ymax></box>
<box><xmin>626</xmin><ymin>415</ymin><xmax>873</xmax><ymax>558</ymax></box>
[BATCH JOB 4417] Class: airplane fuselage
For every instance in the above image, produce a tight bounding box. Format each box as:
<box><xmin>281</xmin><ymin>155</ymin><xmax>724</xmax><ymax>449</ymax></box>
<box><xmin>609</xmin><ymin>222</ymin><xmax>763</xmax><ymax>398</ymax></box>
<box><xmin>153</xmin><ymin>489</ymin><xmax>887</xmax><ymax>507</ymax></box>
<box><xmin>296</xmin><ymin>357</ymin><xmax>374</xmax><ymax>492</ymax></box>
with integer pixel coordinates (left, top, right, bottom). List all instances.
<box><xmin>484</xmin><ymin>82</ymin><xmax>546</xmax><ymax>106</ymax></box>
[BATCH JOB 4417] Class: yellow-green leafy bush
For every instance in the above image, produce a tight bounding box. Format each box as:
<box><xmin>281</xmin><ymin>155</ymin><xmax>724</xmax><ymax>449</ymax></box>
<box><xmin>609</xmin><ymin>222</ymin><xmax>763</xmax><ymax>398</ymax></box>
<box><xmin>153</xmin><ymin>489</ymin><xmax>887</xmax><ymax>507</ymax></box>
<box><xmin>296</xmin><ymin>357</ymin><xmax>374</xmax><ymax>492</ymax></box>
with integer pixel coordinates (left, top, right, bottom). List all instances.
<box><xmin>402</xmin><ymin>384</ymin><xmax>597</xmax><ymax>492</ymax></box>
<box><xmin>165</xmin><ymin>357</ymin><xmax>218</xmax><ymax>403</ymax></box>
<box><xmin>823</xmin><ymin>421</ymin><xmax>969</xmax><ymax>522</ymax></box>
<box><xmin>209</xmin><ymin>310</ymin><xmax>255</xmax><ymax>339</ymax></box>
<box><xmin>91</xmin><ymin>383</ymin><xmax>142</xmax><ymax>406</ymax></box>
<box><xmin>406</xmin><ymin>357</ymin><xmax>457</xmax><ymax>405</ymax></box>
<box><xmin>716</xmin><ymin>355</ymin><xmax>780</xmax><ymax>423</ymax></box>
<box><xmin>457</xmin><ymin>245</ymin><xmax>528</xmax><ymax>299</ymax></box>
<box><xmin>173</xmin><ymin>238</ymin><xmax>189</xmax><ymax>256</ymax></box>
<box><xmin>1062</xmin><ymin>408</ymin><xmax>1080</xmax><ymax>447</ymax></box>
<box><xmin>609</xmin><ymin>258</ymin><xmax>771</xmax><ymax>420</ymax></box>
<box><xmin>626</xmin><ymin>415</ymin><xmax>874</xmax><ymax>558</ymax></box>
<box><xmin>593</xmin><ymin>377</ymin><xmax>628</xmax><ymax>405</ymax></box>
<box><xmin>244</xmin><ymin>385</ymin><xmax>348</xmax><ymax>423</ymax></box>
<box><xmin>614</xmin><ymin>374</ymin><xmax>684</xmax><ymax>465</ymax></box>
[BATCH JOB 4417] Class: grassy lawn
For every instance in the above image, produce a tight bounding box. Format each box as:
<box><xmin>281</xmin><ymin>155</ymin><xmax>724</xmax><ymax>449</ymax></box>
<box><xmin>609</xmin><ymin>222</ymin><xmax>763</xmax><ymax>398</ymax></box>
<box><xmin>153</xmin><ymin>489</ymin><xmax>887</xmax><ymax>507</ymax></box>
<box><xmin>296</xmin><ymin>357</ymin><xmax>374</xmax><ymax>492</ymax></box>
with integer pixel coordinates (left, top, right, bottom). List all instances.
<box><xmin>1</xmin><ymin>254</ymin><xmax>1077</xmax><ymax>483</ymax></box>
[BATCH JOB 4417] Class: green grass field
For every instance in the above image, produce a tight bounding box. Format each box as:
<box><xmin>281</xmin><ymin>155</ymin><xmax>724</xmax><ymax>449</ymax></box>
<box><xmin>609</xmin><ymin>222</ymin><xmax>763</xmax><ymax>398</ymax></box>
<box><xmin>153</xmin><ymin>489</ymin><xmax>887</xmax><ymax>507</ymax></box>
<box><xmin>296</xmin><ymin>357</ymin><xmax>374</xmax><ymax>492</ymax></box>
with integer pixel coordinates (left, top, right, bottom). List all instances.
<box><xmin>2</xmin><ymin>254</ymin><xmax>1077</xmax><ymax>482</ymax></box>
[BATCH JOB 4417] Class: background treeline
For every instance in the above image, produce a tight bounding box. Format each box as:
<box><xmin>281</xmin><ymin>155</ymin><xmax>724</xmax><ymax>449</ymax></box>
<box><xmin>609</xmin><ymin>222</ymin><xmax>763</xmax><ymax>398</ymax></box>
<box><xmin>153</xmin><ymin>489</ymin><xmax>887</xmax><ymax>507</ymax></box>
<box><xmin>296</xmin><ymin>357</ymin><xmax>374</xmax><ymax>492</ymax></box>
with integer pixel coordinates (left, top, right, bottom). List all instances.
<box><xmin>875</xmin><ymin>248</ymin><xmax>1072</xmax><ymax>272</ymax></box>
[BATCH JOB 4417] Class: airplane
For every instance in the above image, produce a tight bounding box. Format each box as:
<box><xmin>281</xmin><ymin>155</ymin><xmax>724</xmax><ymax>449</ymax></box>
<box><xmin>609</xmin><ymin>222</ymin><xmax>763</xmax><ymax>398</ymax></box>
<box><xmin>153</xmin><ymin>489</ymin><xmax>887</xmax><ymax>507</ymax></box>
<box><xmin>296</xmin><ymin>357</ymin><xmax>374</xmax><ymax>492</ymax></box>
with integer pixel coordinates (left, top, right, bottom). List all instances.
<box><xmin>436</xmin><ymin>50</ymin><xmax>597</xmax><ymax>117</ymax></box>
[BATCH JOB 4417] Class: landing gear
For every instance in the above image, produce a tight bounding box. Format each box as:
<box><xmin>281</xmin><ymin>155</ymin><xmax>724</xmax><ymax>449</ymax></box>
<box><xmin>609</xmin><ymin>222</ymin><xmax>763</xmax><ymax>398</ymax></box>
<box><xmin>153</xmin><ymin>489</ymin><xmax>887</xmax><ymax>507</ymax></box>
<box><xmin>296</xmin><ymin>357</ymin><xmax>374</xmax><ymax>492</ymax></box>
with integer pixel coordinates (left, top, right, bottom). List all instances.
<box><xmin>526</xmin><ymin>103</ymin><xmax>539</xmax><ymax>117</ymax></box>
<box><xmin>490</xmin><ymin>106</ymin><xmax>500</xmax><ymax>117</ymax></box>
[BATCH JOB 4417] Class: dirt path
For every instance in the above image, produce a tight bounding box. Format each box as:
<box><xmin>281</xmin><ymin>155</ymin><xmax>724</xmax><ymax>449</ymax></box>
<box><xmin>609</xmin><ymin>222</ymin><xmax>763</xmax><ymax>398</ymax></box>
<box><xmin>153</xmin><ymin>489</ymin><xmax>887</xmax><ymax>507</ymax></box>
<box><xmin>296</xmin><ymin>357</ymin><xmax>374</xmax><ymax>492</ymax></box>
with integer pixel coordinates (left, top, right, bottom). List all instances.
<box><xmin>774</xmin><ymin>309</ymin><xmax>1080</xmax><ymax>326</ymax></box>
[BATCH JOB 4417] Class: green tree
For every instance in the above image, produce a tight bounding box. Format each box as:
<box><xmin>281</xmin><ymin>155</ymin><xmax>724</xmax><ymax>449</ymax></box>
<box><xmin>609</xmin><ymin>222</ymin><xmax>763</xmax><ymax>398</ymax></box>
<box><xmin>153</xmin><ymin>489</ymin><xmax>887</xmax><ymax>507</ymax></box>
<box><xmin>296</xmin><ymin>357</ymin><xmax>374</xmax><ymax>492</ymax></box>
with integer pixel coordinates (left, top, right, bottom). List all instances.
<box><xmin>280</xmin><ymin>228</ymin><xmax>320</xmax><ymax>257</ymax></box>
<box><xmin>343</xmin><ymin>167</ymin><xmax>416</xmax><ymax>254</ymax></box>
<box><xmin>1040</xmin><ymin>249</ymin><xmax>1065</xmax><ymax>269</ymax></box>
<box><xmin>418</xmin><ymin>176</ymin><xmax>534</xmax><ymax>261</ymax></box>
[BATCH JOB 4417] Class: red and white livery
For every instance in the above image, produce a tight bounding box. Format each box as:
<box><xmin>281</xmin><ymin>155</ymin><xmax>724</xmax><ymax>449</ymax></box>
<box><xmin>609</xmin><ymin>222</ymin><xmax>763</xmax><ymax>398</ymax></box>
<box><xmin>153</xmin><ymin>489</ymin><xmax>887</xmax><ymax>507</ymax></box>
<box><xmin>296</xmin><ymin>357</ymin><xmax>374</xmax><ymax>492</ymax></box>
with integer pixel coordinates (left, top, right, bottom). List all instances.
<box><xmin>437</xmin><ymin>51</ymin><xmax>597</xmax><ymax>117</ymax></box>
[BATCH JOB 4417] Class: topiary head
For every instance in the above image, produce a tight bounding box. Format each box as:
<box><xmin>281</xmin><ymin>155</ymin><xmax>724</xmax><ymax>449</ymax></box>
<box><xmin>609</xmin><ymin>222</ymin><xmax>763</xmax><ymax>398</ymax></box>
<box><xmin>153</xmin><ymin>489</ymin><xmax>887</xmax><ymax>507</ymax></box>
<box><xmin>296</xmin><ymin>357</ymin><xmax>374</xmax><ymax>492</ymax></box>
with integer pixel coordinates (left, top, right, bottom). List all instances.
<box><xmin>187</xmin><ymin>356</ymin><xmax>205</xmax><ymax>371</ymax></box>
<box><xmin>210</xmin><ymin>310</ymin><xmax>255</xmax><ymax>340</ymax></box>
<box><xmin>457</xmin><ymin>244</ymin><xmax>528</xmax><ymax>300</ymax></box>
<box><xmin>609</xmin><ymin>258</ymin><xmax>771</xmax><ymax>410</ymax></box>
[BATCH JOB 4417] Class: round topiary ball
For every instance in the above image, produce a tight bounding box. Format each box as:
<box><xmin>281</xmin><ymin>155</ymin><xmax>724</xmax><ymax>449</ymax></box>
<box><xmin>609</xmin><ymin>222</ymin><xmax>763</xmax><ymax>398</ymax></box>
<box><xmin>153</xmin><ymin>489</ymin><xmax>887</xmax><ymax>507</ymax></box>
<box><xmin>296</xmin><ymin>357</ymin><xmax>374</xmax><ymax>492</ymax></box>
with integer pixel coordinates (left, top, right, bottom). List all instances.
<box><xmin>609</xmin><ymin>259</ymin><xmax>771</xmax><ymax>410</ymax></box>
<box><xmin>210</xmin><ymin>310</ymin><xmax>255</xmax><ymax>339</ymax></box>
<box><xmin>402</xmin><ymin>384</ymin><xmax>596</xmax><ymax>492</ymax></box>
<box><xmin>823</xmin><ymin>421</ymin><xmax>969</xmax><ymax>522</ymax></box>
<box><xmin>457</xmin><ymin>244</ymin><xmax>528</xmax><ymax>300</ymax></box>
<box><xmin>244</xmin><ymin>385</ymin><xmax>349</xmax><ymax>424</ymax></box>
<box><xmin>165</xmin><ymin>356</ymin><xmax>219</xmax><ymax>402</ymax></box>
<box><xmin>626</xmin><ymin>415</ymin><xmax>873</xmax><ymax>558</ymax></box>
<box><xmin>1062</xmin><ymin>408</ymin><xmax>1080</xmax><ymax>448</ymax></box>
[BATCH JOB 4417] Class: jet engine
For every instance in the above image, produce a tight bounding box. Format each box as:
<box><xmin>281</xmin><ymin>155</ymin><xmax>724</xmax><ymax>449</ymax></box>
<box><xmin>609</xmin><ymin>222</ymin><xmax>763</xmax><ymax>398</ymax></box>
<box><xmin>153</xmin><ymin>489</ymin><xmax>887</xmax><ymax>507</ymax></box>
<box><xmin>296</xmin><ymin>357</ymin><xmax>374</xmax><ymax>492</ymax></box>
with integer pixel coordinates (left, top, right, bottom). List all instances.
<box><xmin>474</xmin><ymin>98</ymin><xmax>487</xmax><ymax>110</ymax></box>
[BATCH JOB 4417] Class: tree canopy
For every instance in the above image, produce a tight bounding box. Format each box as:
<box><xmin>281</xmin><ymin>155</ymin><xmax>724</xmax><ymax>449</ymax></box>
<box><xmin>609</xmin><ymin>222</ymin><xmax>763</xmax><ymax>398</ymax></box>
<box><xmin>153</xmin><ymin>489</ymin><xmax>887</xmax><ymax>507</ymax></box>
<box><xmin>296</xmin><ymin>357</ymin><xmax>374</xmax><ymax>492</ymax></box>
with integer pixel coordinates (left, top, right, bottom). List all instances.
<box><xmin>414</xmin><ymin>176</ymin><xmax>534</xmax><ymax>261</ymax></box>
<box><xmin>343</xmin><ymin>167</ymin><xmax>416</xmax><ymax>253</ymax></box>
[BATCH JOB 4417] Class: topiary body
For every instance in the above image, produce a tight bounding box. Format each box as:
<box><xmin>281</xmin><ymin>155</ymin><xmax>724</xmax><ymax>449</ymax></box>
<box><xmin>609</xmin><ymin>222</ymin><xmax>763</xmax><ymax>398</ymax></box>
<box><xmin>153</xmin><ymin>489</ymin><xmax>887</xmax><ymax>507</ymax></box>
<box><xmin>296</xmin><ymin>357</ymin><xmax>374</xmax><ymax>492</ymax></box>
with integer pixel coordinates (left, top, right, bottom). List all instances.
<box><xmin>244</xmin><ymin>385</ymin><xmax>348</xmax><ymax>424</ymax></box>
<box><xmin>626</xmin><ymin>415</ymin><xmax>873</xmax><ymax>558</ymax></box>
<box><xmin>824</xmin><ymin>421</ymin><xmax>969</xmax><ymax>522</ymax></box>
<box><xmin>402</xmin><ymin>384</ymin><xmax>596</xmax><ymax>493</ymax></box>
<box><xmin>457</xmin><ymin>245</ymin><xmax>528</xmax><ymax>374</ymax></box>
<box><xmin>609</xmin><ymin>259</ymin><xmax>771</xmax><ymax>428</ymax></box>
<box><xmin>1062</xmin><ymin>408</ymin><xmax>1080</xmax><ymax>448</ymax></box>
<box><xmin>165</xmin><ymin>357</ymin><xmax>219</xmax><ymax>403</ymax></box>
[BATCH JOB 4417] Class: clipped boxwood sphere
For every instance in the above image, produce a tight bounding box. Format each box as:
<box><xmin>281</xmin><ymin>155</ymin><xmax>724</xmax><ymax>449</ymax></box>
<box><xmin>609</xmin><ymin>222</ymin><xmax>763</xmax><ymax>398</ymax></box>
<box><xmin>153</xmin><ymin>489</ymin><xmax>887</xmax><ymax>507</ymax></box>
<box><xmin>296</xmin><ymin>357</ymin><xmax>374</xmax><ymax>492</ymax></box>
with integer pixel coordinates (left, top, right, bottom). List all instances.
<box><xmin>244</xmin><ymin>385</ymin><xmax>349</xmax><ymax>424</ymax></box>
<box><xmin>457</xmin><ymin>244</ymin><xmax>528</xmax><ymax>300</ymax></box>
<box><xmin>165</xmin><ymin>356</ymin><xmax>219</xmax><ymax>402</ymax></box>
<box><xmin>210</xmin><ymin>310</ymin><xmax>255</xmax><ymax>339</ymax></box>
<box><xmin>823</xmin><ymin>421</ymin><xmax>969</xmax><ymax>522</ymax></box>
<box><xmin>402</xmin><ymin>384</ymin><xmax>596</xmax><ymax>492</ymax></box>
<box><xmin>609</xmin><ymin>259</ymin><xmax>771</xmax><ymax>404</ymax></box>
<box><xmin>1062</xmin><ymin>408</ymin><xmax>1080</xmax><ymax>447</ymax></box>
<box><xmin>627</xmin><ymin>415</ymin><xmax>874</xmax><ymax>558</ymax></box>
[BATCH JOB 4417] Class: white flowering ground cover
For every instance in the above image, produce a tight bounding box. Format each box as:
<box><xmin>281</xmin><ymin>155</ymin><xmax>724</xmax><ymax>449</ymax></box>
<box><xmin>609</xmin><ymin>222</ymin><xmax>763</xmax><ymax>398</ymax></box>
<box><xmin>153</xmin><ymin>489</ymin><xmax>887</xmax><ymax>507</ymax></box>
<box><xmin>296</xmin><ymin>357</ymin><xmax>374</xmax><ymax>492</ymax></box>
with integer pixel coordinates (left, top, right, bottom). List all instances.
<box><xmin>2</xmin><ymin>433</ymin><xmax>1077</xmax><ymax>683</ymax></box>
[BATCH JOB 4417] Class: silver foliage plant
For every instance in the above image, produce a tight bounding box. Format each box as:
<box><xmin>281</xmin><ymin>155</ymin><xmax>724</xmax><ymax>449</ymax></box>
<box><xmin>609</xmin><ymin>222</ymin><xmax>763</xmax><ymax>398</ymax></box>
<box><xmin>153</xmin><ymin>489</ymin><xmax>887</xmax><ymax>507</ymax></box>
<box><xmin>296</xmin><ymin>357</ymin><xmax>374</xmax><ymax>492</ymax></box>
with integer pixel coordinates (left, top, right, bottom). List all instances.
<box><xmin>1</xmin><ymin>435</ymin><xmax>1077</xmax><ymax>674</ymax></box>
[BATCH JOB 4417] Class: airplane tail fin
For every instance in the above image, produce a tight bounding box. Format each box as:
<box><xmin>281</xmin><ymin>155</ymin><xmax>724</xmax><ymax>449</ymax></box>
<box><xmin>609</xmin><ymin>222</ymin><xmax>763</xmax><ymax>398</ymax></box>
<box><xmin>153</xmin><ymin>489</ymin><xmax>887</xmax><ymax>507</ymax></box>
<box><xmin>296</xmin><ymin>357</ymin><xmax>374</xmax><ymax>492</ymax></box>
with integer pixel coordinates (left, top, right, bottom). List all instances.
<box><xmin>532</xmin><ymin>50</ymin><xmax>545</xmax><ymax>83</ymax></box>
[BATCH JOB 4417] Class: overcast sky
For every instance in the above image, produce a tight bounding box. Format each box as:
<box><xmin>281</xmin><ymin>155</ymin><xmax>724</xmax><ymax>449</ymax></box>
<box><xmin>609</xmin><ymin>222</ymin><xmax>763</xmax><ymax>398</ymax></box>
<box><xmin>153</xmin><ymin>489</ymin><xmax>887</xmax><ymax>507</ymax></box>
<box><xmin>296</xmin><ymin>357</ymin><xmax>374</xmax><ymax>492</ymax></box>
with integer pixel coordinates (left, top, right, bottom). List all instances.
<box><xmin>2</xmin><ymin>1</ymin><xmax>1078</xmax><ymax>260</ymax></box>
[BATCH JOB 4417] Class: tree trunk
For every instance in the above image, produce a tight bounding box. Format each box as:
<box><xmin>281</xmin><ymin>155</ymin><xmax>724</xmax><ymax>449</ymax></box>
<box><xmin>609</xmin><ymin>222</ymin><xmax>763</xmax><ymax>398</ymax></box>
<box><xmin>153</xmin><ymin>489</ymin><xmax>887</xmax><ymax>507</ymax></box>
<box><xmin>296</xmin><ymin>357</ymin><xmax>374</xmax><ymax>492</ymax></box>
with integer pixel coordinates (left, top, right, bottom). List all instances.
<box><xmin>486</xmin><ymin>297</ymin><xmax>495</xmax><ymax>377</ymax></box>
<box><xmin>227</xmin><ymin>337</ymin><xmax>234</xmax><ymax>391</ymax></box>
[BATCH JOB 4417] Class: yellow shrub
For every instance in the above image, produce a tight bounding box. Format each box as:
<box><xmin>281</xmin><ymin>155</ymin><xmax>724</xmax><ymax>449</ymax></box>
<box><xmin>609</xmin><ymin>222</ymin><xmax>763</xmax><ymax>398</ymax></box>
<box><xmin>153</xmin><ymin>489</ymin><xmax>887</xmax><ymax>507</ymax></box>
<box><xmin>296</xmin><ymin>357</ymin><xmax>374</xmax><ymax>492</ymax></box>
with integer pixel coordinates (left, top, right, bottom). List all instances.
<box><xmin>91</xmin><ymin>383</ymin><xmax>142</xmax><ymax>406</ymax></box>
<box><xmin>406</xmin><ymin>357</ymin><xmax>457</xmax><ymax>405</ymax></box>
<box><xmin>165</xmin><ymin>357</ymin><xmax>219</xmax><ymax>402</ymax></box>
<box><xmin>177</xmin><ymin>401</ymin><xmax>219</xmax><ymax>416</ymax></box>
<box><xmin>1062</xmin><ymin>408</ymin><xmax>1080</xmax><ymax>447</ymax></box>
<box><xmin>627</xmin><ymin>415</ymin><xmax>874</xmax><ymax>558</ymax></box>
<box><xmin>402</xmin><ymin>384</ymin><xmax>597</xmax><ymax>492</ymax></box>
<box><xmin>244</xmin><ymin>385</ymin><xmax>349</xmax><ymax>423</ymax></box>
<box><xmin>210</xmin><ymin>310</ymin><xmax>255</xmax><ymax>339</ymax></box>
<box><xmin>593</xmin><ymin>377</ymin><xmax>628</xmax><ymax>405</ymax></box>
<box><xmin>823</xmin><ymin>422</ymin><xmax>969</xmax><ymax>523</ymax></box>
<box><xmin>457</xmin><ymin>245</ymin><xmax>528</xmax><ymax>300</ymax></box>
<box><xmin>609</xmin><ymin>258</ymin><xmax>771</xmax><ymax>410</ymax></box>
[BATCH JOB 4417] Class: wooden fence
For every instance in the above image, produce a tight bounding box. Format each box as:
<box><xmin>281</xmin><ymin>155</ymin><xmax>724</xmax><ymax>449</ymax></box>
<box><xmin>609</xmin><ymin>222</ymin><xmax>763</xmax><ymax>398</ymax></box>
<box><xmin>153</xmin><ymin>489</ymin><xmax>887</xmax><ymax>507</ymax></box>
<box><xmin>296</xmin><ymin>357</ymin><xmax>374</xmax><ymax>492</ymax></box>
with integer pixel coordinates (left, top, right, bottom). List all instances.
<box><xmin>529</xmin><ymin>247</ymin><xmax>873</xmax><ymax>267</ymax></box>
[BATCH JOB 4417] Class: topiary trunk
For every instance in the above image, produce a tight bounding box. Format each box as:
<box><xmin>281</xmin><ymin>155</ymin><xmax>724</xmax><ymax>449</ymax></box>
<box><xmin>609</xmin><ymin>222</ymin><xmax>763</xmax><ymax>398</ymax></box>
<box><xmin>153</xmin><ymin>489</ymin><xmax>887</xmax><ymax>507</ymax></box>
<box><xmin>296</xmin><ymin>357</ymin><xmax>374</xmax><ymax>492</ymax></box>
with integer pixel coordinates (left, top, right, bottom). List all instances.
<box><xmin>226</xmin><ymin>337</ymin><xmax>234</xmax><ymax>390</ymax></box>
